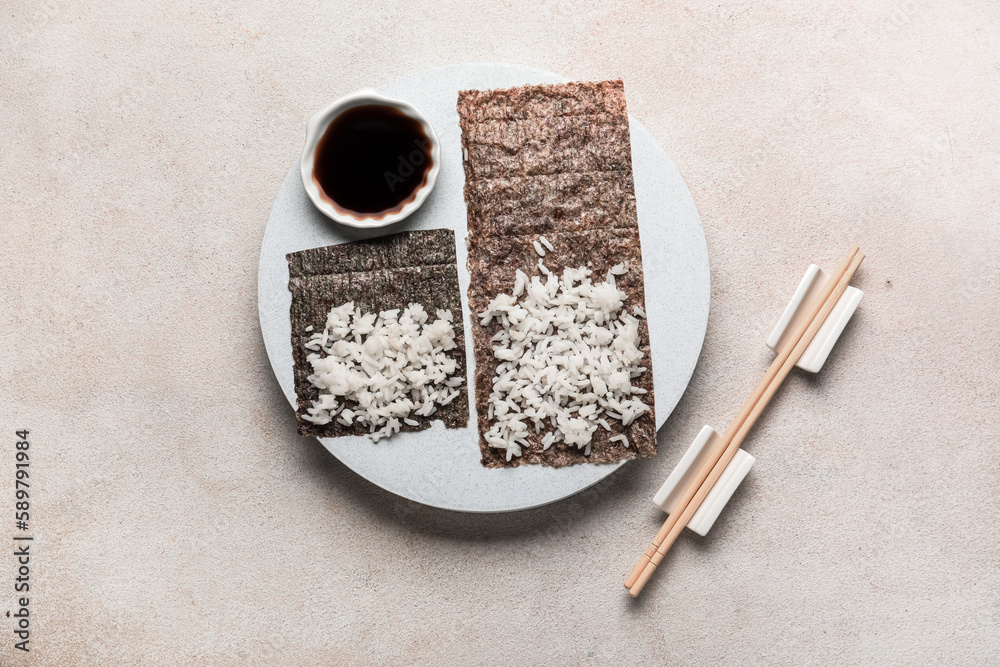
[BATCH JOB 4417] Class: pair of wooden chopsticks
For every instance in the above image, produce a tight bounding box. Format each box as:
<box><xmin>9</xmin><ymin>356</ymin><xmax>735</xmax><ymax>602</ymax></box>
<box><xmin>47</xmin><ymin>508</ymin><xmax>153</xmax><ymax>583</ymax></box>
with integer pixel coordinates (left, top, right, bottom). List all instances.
<box><xmin>624</xmin><ymin>246</ymin><xmax>865</xmax><ymax>597</ymax></box>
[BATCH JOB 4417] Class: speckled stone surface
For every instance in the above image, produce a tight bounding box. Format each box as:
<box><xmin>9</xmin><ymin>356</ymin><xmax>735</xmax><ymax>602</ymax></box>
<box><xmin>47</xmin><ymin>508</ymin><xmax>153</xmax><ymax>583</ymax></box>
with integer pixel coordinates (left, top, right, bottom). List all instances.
<box><xmin>2</xmin><ymin>1</ymin><xmax>999</xmax><ymax>664</ymax></box>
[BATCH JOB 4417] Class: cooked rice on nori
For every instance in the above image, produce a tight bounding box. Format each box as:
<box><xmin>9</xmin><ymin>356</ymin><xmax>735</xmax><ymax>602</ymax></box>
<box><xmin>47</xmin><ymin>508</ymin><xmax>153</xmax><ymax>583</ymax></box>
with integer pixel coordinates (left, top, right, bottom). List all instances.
<box><xmin>286</xmin><ymin>230</ymin><xmax>469</xmax><ymax>438</ymax></box>
<box><xmin>458</xmin><ymin>80</ymin><xmax>656</xmax><ymax>467</ymax></box>
<box><xmin>467</xmin><ymin>229</ymin><xmax>655</xmax><ymax>467</ymax></box>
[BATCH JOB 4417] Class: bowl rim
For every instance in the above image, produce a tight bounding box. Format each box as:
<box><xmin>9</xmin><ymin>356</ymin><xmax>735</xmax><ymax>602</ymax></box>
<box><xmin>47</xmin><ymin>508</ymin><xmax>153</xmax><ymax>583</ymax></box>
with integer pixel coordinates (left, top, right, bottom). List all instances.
<box><xmin>299</xmin><ymin>89</ymin><xmax>441</xmax><ymax>229</ymax></box>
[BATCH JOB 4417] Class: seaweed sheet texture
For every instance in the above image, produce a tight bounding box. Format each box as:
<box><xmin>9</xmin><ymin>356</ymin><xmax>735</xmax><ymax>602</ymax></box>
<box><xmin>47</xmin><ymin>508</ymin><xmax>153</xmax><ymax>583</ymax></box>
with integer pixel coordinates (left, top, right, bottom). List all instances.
<box><xmin>458</xmin><ymin>80</ymin><xmax>656</xmax><ymax>468</ymax></box>
<box><xmin>286</xmin><ymin>229</ymin><xmax>469</xmax><ymax>438</ymax></box>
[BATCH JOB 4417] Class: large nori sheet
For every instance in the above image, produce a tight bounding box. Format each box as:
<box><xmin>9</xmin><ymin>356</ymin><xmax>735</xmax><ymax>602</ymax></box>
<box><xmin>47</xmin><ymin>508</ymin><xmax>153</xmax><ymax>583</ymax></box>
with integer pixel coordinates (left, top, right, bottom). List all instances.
<box><xmin>464</xmin><ymin>171</ymin><xmax>637</xmax><ymax>241</ymax></box>
<box><xmin>460</xmin><ymin>114</ymin><xmax>633</xmax><ymax>182</ymax></box>
<box><xmin>457</xmin><ymin>79</ymin><xmax>627</xmax><ymax>123</ymax></box>
<box><xmin>286</xmin><ymin>230</ymin><xmax>469</xmax><ymax>438</ymax></box>
<box><xmin>458</xmin><ymin>80</ymin><xmax>656</xmax><ymax>468</ymax></box>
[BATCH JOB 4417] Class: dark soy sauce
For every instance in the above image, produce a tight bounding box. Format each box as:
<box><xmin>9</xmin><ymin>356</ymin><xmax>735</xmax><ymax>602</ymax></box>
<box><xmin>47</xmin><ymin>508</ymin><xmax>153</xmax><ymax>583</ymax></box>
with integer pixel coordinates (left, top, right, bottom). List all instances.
<box><xmin>313</xmin><ymin>104</ymin><xmax>433</xmax><ymax>216</ymax></box>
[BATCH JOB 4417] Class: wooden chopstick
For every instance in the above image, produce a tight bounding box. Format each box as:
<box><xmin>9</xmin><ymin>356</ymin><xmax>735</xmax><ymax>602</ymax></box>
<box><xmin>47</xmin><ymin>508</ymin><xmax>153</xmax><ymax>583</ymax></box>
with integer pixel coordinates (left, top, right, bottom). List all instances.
<box><xmin>625</xmin><ymin>247</ymin><xmax>865</xmax><ymax>596</ymax></box>
<box><xmin>624</xmin><ymin>246</ymin><xmax>859</xmax><ymax>590</ymax></box>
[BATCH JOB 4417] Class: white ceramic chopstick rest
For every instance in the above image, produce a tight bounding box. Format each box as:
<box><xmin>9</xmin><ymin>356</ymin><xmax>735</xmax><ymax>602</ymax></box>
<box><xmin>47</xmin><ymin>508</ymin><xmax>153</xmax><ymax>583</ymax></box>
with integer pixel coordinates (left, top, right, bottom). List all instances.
<box><xmin>652</xmin><ymin>426</ymin><xmax>755</xmax><ymax>537</ymax></box>
<box><xmin>650</xmin><ymin>264</ymin><xmax>858</xmax><ymax>538</ymax></box>
<box><xmin>767</xmin><ymin>264</ymin><xmax>863</xmax><ymax>373</ymax></box>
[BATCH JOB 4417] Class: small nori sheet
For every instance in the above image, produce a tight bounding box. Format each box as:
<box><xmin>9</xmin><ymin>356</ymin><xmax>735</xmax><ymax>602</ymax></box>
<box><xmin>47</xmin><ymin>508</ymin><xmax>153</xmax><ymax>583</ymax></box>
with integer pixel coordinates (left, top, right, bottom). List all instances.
<box><xmin>458</xmin><ymin>80</ymin><xmax>656</xmax><ymax>468</ymax></box>
<box><xmin>287</xmin><ymin>228</ymin><xmax>456</xmax><ymax>278</ymax></box>
<box><xmin>286</xmin><ymin>230</ymin><xmax>469</xmax><ymax>438</ymax></box>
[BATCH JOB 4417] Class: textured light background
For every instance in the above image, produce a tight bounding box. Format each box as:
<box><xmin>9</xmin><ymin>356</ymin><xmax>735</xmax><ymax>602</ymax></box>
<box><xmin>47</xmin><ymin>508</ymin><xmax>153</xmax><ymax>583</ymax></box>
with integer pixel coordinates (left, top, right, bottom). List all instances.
<box><xmin>2</xmin><ymin>1</ymin><xmax>999</xmax><ymax>664</ymax></box>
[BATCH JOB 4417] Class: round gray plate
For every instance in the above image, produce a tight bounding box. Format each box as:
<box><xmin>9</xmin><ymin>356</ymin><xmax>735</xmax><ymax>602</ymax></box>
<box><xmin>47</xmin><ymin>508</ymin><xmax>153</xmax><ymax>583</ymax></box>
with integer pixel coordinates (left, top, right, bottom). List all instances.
<box><xmin>258</xmin><ymin>63</ymin><xmax>709</xmax><ymax>512</ymax></box>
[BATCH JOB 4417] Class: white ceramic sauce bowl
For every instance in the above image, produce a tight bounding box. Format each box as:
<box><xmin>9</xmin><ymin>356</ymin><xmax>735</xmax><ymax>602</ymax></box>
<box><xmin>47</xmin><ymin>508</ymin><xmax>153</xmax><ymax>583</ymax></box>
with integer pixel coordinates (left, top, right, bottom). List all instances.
<box><xmin>299</xmin><ymin>89</ymin><xmax>441</xmax><ymax>229</ymax></box>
